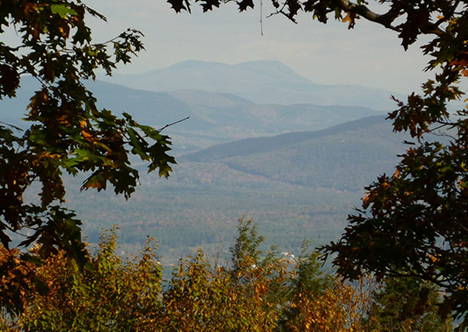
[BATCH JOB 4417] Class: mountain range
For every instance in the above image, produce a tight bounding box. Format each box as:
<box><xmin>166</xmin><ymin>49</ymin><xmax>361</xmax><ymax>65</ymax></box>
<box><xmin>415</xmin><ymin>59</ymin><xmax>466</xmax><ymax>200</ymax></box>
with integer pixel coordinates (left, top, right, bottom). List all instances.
<box><xmin>1</xmin><ymin>60</ymin><xmax>416</xmax><ymax>259</ymax></box>
<box><xmin>2</xmin><ymin>60</ymin><xmax>397</xmax><ymax>153</ymax></box>
<box><xmin>104</xmin><ymin>60</ymin><xmax>403</xmax><ymax>111</ymax></box>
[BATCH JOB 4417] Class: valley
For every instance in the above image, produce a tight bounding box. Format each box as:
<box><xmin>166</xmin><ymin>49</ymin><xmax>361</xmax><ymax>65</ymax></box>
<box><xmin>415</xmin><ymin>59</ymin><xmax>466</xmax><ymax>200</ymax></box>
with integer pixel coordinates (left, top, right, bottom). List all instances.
<box><xmin>2</xmin><ymin>60</ymin><xmax>410</xmax><ymax>265</ymax></box>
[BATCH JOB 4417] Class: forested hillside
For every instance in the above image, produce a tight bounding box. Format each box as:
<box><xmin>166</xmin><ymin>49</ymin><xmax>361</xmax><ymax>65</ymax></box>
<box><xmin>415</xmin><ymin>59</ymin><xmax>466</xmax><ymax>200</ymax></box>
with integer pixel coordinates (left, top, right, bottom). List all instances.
<box><xmin>55</xmin><ymin>115</ymin><xmax>412</xmax><ymax>264</ymax></box>
<box><xmin>1</xmin><ymin>65</ymin><xmax>401</xmax><ymax>264</ymax></box>
<box><xmin>1</xmin><ymin>65</ymin><xmax>413</xmax><ymax>267</ymax></box>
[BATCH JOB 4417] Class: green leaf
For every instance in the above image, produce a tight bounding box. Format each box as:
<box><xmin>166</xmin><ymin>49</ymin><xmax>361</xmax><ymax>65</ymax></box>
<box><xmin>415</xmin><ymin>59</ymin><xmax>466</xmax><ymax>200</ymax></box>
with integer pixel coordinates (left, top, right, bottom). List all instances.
<box><xmin>50</xmin><ymin>4</ymin><xmax>78</xmax><ymax>18</ymax></box>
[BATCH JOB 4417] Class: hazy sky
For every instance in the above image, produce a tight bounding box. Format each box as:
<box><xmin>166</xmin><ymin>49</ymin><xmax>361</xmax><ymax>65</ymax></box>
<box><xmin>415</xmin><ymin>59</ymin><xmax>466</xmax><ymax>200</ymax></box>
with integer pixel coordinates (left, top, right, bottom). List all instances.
<box><xmin>88</xmin><ymin>0</ymin><xmax>434</xmax><ymax>95</ymax></box>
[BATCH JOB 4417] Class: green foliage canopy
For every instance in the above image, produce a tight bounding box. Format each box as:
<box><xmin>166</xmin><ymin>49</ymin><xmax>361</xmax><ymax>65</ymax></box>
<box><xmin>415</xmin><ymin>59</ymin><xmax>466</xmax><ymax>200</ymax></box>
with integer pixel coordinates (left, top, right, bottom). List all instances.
<box><xmin>168</xmin><ymin>0</ymin><xmax>468</xmax><ymax>328</ymax></box>
<box><xmin>0</xmin><ymin>0</ymin><xmax>175</xmax><ymax>312</ymax></box>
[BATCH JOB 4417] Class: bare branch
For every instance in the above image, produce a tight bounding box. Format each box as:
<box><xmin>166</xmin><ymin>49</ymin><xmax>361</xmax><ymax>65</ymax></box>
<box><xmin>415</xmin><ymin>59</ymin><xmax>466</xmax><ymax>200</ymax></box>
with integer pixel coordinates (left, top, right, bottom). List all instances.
<box><xmin>158</xmin><ymin>116</ymin><xmax>190</xmax><ymax>132</ymax></box>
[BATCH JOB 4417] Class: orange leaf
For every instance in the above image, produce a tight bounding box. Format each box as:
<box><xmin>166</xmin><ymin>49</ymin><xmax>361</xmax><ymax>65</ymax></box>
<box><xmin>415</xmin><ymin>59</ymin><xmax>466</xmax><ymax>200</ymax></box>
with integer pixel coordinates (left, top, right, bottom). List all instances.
<box><xmin>342</xmin><ymin>12</ymin><xmax>357</xmax><ymax>29</ymax></box>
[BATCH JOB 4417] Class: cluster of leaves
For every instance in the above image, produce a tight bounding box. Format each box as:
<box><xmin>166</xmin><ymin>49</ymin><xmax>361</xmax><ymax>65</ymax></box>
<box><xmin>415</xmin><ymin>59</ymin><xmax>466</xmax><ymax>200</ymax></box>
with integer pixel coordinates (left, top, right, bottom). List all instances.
<box><xmin>364</xmin><ymin>277</ymin><xmax>454</xmax><ymax>332</ymax></box>
<box><xmin>0</xmin><ymin>0</ymin><xmax>175</xmax><ymax>313</ymax></box>
<box><xmin>317</xmin><ymin>2</ymin><xmax>468</xmax><ymax>330</ymax></box>
<box><xmin>0</xmin><ymin>220</ymin><xmax>451</xmax><ymax>331</ymax></box>
<box><xmin>1</xmin><ymin>228</ymin><xmax>163</xmax><ymax>331</ymax></box>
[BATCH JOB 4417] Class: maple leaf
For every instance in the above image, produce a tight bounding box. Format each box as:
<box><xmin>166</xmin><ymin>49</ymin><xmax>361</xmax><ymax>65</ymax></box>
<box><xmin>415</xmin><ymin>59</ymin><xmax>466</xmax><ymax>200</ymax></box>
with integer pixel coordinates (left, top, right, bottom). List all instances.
<box><xmin>201</xmin><ymin>0</ymin><xmax>221</xmax><ymax>12</ymax></box>
<box><xmin>237</xmin><ymin>0</ymin><xmax>254</xmax><ymax>12</ymax></box>
<box><xmin>285</xmin><ymin>0</ymin><xmax>301</xmax><ymax>22</ymax></box>
<box><xmin>167</xmin><ymin>0</ymin><xmax>190</xmax><ymax>13</ymax></box>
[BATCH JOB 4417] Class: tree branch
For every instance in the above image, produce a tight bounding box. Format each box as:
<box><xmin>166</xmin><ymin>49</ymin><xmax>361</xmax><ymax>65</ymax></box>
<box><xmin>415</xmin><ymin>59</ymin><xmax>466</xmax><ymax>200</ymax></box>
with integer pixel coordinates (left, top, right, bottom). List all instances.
<box><xmin>158</xmin><ymin>116</ymin><xmax>190</xmax><ymax>132</ymax></box>
<box><xmin>333</xmin><ymin>0</ymin><xmax>401</xmax><ymax>29</ymax></box>
<box><xmin>332</xmin><ymin>0</ymin><xmax>445</xmax><ymax>35</ymax></box>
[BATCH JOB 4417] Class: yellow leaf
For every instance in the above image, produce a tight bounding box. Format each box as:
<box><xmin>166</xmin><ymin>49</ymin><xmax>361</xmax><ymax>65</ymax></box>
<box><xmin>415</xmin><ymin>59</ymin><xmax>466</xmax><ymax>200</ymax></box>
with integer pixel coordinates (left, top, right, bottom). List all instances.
<box><xmin>428</xmin><ymin>254</ymin><xmax>439</xmax><ymax>263</ymax></box>
<box><xmin>342</xmin><ymin>12</ymin><xmax>358</xmax><ymax>29</ymax></box>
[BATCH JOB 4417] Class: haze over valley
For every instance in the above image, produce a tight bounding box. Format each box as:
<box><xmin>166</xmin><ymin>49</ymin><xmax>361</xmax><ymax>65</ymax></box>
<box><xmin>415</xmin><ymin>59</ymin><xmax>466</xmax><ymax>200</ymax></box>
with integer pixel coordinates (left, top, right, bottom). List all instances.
<box><xmin>4</xmin><ymin>60</ymin><xmax>411</xmax><ymax>264</ymax></box>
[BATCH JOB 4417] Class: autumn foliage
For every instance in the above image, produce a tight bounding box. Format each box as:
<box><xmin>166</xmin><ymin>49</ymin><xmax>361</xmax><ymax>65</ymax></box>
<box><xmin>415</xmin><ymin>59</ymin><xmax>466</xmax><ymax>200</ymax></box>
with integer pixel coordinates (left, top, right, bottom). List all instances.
<box><xmin>2</xmin><ymin>0</ymin><xmax>468</xmax><ymax>329</ymax></box>
<box><xmin>0</xmin><ymin>1</ymin><xmax>175</xmax><ymax>309</ymax></box>
<box><xmin>0</xmin><ymin>220</ymin><xmax>450</xmax><ymax>331</ymax></box>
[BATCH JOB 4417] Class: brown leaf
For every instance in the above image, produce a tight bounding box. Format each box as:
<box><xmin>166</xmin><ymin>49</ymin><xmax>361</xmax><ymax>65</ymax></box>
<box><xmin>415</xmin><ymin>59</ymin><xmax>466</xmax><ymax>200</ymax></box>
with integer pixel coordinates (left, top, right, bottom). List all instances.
<box><xmin>0</xmin><ymin>64</ymin><xmax>20</xmax><ymax>97</ymax></box>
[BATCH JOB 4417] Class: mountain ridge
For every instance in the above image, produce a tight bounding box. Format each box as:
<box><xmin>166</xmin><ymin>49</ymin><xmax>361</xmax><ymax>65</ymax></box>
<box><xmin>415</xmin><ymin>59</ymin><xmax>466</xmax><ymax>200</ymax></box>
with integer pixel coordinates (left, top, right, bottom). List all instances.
<box><xmin>3</xmin><ymin>76</ymin><xmax>384</xmax><ymax>153</ymax></box>
<box><xmin>180</xmin><ymin>115</ymin><xmax>388</xmax><ymax>162</ymax></box>
<box><xmin>103</xmin><ymin>60</ymin><xmax>402</xmax><ymax>110</ymax></box>
<box><xmin>176</xmin><ymin>114</ymin><xmax>411</xmax><ymax>192</ymax></box>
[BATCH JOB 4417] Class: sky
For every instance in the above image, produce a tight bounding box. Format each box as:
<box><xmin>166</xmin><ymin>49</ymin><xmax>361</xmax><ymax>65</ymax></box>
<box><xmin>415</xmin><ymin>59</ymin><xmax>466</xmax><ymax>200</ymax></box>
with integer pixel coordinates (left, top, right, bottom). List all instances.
<box><xmin>87</xmin><ymin>0</ymin><xmax>435</xmax><ymax>95</ymax></box>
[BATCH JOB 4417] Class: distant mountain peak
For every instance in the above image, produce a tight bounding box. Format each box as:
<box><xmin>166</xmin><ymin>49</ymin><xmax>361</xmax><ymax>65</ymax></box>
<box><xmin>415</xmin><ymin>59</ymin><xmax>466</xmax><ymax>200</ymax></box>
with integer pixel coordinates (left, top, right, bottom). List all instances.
<box><xmin>103</xmin><ymin>60</ymin><xmax>401</xmax><ymax>110</ymax></box>
<box><xmin>233</xmin><ymin>60</ymin><xmax>312</xmax><ymax>83</ymax></box>
<box><xmin>168</xmin><ymin>60</ymin><xmax>228</xmax><ymax>70</ymax></box>
<box><xmin>165</xmin><ymin>60</ymin><xmax>311</xmax><ymax>83</ymax></box>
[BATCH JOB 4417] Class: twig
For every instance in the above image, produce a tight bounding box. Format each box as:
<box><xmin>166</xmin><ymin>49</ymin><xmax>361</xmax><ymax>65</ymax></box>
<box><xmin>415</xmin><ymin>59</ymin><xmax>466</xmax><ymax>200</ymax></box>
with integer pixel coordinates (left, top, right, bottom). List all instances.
<box><xmin>260</xmin><ymin>0</ymin><xmax>263</xmax><ymax>36</ymax></box>
<box><xmin>0</xmin><ymin>120</ymin><xmax>23</xmax><ymax>132</ymax></box>
<box><xmin>158</xmin><ymin>116</ymin><xmax>190</xmax><ymax>132</ymax></box>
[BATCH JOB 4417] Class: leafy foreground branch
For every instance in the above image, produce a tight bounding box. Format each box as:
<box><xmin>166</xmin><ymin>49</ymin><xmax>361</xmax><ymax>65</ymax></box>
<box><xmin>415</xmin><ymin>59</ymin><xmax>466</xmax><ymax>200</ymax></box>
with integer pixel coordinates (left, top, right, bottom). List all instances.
<box><xmin>0</xmin><ymin>0</ymin><xmax>175</xmax><ymax>313</ymax></box>
<box><xmin>0</xmin><ymin>220</ymin><xmax>452</xmax><ymax>332</ymax></box>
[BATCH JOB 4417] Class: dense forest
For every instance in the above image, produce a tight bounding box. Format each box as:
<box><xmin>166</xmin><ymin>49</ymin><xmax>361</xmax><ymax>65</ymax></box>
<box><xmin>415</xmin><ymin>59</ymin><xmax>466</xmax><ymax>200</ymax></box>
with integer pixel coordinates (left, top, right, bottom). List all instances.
<box><xmin>0</xmin><ymin>220</ymin><xmax>453</xmax><ymax>331</ymax></box>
